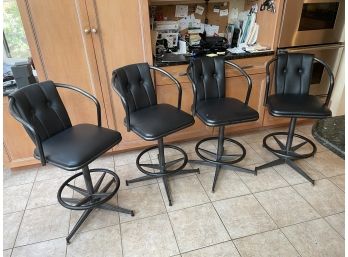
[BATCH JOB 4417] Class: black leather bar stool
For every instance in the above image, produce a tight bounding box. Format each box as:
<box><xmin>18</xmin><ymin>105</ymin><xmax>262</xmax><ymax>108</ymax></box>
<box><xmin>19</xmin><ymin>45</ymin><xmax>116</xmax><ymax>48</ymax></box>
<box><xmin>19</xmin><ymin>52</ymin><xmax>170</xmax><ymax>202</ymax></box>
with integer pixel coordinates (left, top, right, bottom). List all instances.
<box><xmin>255</xmin><ymin>53</ymin><xmax>335</xmax><ymax>184</ymax></box>
<box><xmin>111</xmin><ymin>63</ymin><xmax>199</xmax><ymax>206</ymax></box>
<box><xmin>187</xmin><ymin>57</ymin><xmax>259</xmax><ymax>192</ymax></box>
<box><xmin>8</xmin><ymin>81</ymin><xmax>134</xmax><ymax>243</ymax></box>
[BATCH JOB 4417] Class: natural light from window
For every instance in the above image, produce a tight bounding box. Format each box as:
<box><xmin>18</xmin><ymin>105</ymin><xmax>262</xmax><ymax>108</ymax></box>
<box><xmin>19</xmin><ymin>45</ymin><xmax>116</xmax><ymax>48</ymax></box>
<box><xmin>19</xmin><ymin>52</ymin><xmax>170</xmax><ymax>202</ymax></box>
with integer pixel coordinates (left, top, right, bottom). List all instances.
<box><xmin>3</xmin><ymin>0</ymin><xmax>30</xmax><ymax>59</ymax></box>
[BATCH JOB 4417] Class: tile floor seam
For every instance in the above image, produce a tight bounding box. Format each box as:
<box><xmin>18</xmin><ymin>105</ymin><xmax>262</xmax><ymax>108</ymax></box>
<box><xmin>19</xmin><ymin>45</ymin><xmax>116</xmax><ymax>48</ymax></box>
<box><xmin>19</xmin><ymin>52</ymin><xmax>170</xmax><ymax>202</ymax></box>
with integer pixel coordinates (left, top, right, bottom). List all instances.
<box><xmin>11</xmin><ymin>170</ymin><xmax>38</xmax><ymax>250</ymax></box>
<box><xmin>290</xmin><ymin>179</ymin><xmax>344</xmax><ymax>218</ymax></box>
<box><xmin>322</xmin><ymin>214</ymin><xmax>345</xmax><ymax>240</ymax></box>
<box><xmin>156</xmin><ymin>182</ymin><xmax>181</xmax><ymax>255</ymax></box>
<box><xmin>10</xmin><ymin>236</ymin><xmax>66</xmax><ymax>252</ymax></box>
<box><xmin>195</xmin><ymin>170</ymin><xmax>243</xmax><ymax>257</ymax></box>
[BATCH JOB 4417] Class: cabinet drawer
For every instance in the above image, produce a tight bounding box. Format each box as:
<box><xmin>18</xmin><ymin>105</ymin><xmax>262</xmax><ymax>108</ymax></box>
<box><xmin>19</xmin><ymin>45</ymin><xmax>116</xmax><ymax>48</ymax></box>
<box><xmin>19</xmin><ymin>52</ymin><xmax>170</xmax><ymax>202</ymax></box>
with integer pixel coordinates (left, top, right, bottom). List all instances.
<box><xmin>154</xmin><ymin>56</ymin><xmax>272</xmax><ymax>86</ymax></box>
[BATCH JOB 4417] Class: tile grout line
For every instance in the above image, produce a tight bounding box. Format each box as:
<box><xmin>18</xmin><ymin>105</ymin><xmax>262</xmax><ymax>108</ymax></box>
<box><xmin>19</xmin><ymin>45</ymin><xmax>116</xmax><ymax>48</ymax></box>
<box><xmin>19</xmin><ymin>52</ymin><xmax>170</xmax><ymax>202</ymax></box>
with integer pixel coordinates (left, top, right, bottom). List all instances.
<box><xmin>194</xmin><ymin>166</ymin><xmax>244</xmax><ymax>257</ymax></box>
<box><xmin>156</xmin><ymin>181</ymin><xmax>181</xmax><ymax>256</ymax></box>
<box><xmin>10</xmin><ymin>167</ymin><xmax>38</xmax><ymax>252</ymax></box>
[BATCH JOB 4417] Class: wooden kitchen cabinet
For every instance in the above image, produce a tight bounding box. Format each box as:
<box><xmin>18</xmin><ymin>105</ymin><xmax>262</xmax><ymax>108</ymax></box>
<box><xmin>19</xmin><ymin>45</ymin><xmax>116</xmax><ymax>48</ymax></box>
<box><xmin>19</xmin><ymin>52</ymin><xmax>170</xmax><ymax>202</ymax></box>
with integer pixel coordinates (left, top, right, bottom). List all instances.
<box><xmin>6</xmin><ymin>0</ymin><xmax>152</xmax><ymax>168</ymax></box>
<box><xmin>5</xmin><ymin>0</ymin><xmax>282</xmax><ymax>169</ymax></box>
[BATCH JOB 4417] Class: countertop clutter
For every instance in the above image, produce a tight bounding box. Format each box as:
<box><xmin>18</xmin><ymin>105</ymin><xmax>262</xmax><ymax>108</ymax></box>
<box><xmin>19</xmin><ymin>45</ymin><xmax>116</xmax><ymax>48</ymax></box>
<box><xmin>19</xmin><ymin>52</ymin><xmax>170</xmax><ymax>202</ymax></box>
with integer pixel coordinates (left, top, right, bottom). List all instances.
<box><xmin>154</xmin><ymin>50</ymin><xmax>274</xmax><ymax>67</ymax></box>
<box><xmin>151</xmin><ymin>1</ymin><xmax>272</xmax><ymax>67</ymax></box>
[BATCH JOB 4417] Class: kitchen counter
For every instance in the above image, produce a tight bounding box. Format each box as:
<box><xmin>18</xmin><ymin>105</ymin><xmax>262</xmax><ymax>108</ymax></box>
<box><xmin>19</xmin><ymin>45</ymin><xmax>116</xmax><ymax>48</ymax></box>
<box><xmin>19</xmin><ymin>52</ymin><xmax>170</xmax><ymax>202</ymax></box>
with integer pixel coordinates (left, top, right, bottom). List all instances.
<box><xmin>312</xmin><ymin>115</ymin><xmax>345</xmax><ymax>159</ymax></box>
<box><xmin>154</xmin><ymin>50</ymin><xmax>274</xmax><ymax>67</ymax></box>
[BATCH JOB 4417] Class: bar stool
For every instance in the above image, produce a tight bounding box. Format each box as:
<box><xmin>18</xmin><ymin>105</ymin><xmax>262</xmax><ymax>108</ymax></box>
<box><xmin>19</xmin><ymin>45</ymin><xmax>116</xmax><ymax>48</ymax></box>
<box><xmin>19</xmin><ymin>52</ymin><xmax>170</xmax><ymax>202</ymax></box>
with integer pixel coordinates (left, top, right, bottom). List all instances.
<box><xmin>112</xmin><ymin>63</ymin><xmax>199</xmax><ymax>206</ymax></box>
<box><xmin>8</xmin><ymin>81</ymin><xmax>134</xmax><ymax>243</ymax></box>
<box><xmin>187</xmin><ymin>57</ymin><xmax>259</xmax><ymax>192</ymax></box>
<box><xmin>255</xmin><ymin>53</ymin><xmax>335</xmax><ymax>184</ymax></box>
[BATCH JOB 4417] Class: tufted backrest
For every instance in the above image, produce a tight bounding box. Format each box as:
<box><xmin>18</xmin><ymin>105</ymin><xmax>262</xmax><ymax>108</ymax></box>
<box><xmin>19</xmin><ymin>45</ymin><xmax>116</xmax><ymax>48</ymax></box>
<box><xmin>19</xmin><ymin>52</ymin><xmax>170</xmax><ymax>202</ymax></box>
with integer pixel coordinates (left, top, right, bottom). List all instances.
<box><xmin>187</xmin><ymin>57</ymin><xmax>226</xmax><ymax>102</ymax></box>
<box><xmin>112</xmin><ymin>63</ymin><xmax>157</xmax><ymax>113</ymax></box>
<box><xmin>275</xmin><ymin>53</ymin><xmax>314</xmax><ymax>95</ymax></box>
<box><xmin>9</xmin><ymin>80</ymin><xmax>71</xmax><ymax>142</ymax></box>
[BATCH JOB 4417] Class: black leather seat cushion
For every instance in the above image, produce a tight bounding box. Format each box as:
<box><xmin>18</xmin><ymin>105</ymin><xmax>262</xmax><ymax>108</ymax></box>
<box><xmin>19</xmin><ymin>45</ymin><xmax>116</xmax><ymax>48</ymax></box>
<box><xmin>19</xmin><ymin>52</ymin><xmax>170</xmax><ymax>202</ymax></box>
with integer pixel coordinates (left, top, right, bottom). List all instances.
<box><xmin>128</xmin><ymin>104</ymin><xmax>194</xmax><ymax>140</ymax></box>
<box><xmin>34</xmin><ymin>124</ymin><xmax>122</xmax><ymax>171</ymax></box>
<box><xmin>196</xmin><ymin>98</ymin><xmax>259</xmax><ymax>126</ymax></box>
<box><xmin>268</xmin><ymin>94</ymin><xmax>332</xmax><ymax>118</ymax></box>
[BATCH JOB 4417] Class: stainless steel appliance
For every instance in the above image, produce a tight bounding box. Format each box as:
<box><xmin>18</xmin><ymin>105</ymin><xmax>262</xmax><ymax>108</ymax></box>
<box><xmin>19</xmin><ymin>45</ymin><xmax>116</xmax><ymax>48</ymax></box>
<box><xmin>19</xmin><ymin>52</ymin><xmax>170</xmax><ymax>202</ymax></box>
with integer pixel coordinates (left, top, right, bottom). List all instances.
<box><xmin>278</xmin><ymin>43</ymin><xmax>344</xmax><ymax>98</ymax></box>
<box><xmin>278</xmin><ymin>0</ymin><xmax>345</xmax><ymax>47</ymax></box>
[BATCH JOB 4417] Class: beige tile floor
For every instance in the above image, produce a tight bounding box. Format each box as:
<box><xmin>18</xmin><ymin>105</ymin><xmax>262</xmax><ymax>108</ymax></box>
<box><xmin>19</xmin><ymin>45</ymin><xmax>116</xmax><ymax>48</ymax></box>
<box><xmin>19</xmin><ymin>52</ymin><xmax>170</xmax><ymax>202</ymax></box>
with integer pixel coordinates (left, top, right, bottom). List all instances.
<box><xmin>3</xmin><ymin>124</ymin><xmax>345</xmax><ymax>257</ymax></box>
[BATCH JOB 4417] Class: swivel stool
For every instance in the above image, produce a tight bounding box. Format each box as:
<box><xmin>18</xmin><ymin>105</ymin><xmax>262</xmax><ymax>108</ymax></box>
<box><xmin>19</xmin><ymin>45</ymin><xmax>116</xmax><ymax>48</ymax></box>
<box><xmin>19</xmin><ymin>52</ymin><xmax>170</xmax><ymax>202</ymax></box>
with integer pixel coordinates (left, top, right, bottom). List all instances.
<box><xmin>187</xmin><ymin>57</ymin><xmax>259</xmax><ymax>192</ymax></box>
<box><xmin>255</xmin><ymin>53</ymin><xmax>334</xmax><ymax>184</ymax></box>
<box><xmin>9</xmin><ymin>81</ymin><xmax>134</xmax><ymax>243</ymax></box>
<box><xmin>112</xmin><ymin>63</ymin><xmax>199</xmax><ymax>206</ymax></box>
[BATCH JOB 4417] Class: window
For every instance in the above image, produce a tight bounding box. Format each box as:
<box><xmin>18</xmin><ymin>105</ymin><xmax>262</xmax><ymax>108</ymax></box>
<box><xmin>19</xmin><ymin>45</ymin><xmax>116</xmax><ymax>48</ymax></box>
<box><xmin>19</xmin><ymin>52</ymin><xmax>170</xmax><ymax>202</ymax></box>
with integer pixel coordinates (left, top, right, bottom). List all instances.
<box><xmin>3</xmin><ymin>0</ymin><xmax>30</xmax><ymax>60</ymax></box>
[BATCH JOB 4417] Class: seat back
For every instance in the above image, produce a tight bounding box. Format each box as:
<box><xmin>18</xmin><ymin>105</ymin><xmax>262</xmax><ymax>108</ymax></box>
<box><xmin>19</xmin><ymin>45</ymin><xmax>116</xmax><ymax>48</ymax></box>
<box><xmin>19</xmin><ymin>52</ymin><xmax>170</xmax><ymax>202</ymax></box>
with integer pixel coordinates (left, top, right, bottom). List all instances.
<box><xmin>275</xmin><ymin>53</ymin><xmax>314</xmax><ymax>95</ymax></box>
<box><xmin>112</xmin><ymin>63</ymin><xmax>157</xmax><ymax>113</ymax></box>
<box><xmin>9</xmin><ymin>80</ymin><xmax>71</xmax><ymax>142</ymax></box>
<box><xmin>187</xmin><ymin>57</ymin><xmax>226</xmax><ymax>103</ymax></box>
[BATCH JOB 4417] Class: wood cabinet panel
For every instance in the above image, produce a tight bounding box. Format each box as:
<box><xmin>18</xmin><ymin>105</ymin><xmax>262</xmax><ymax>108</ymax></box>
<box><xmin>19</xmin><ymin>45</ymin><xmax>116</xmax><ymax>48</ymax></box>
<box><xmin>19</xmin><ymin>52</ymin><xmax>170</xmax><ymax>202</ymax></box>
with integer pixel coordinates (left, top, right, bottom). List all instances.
<box><xmin>21</xmin><ymin>0</ymin><xmax>108</xmax><ymax>127</ymax></box>
<box><xmin>85</xmin><ymin>0</ymin><xmax>154</xmax><ymax>150</ymax></box>
<box><xmin>156</xmin><ymin>82</ymin><xmax>213</xmax><ymax>143</ymax></box>
<box><xmin>155</xmin><ymin>56</ymin><xmax>271</xmax><ymax>86</ymax></box>
<box><xmin>223</xmin><ymin>73</ymin><xmax>266</xmax><ymax>135</ymax></box>
<box><xmin>3</xmin><ymin>97</ymin><xmax>37</xmax><ymax>168</ymax></box>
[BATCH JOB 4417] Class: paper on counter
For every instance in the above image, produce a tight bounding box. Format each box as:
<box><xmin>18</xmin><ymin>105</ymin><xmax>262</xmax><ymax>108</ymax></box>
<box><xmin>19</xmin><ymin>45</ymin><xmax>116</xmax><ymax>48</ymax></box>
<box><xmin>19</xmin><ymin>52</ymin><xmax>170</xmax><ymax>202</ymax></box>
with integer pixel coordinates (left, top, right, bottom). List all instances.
<box><xmin>195</xmin><ymin>5</ymin><xmax>204</xmax><ymax>15</ymax></box>
<box><xmin>220</xmin><ymin>9</ymin><xmax>229</xmax><ymax>16</ymax></box>
<box><xmin>178</xmin><ymin>17</ymin><xmax>189</xmax><ymax>31</ymax></box>
<box><xmin>230</xmin><ymin>8</ymin><xmax>239</xmax><ymax>20</ymax></box>
<box><xmin>204</xmin><ymin>24</ymin><xmax>219</xmax><ymax>36</ymax></box>
<box><xmin>175</xmin><ymin>5</ymin><xmax>188</xmax><ymax>17</ymax></box>
<box><xmin>213</xmin><ymin>7</ymin><xmax>220</xmax><ymax>13</ymax></box>
<box><xmin>227</xmin><ymin>47</ymin><xmax>245</xmax><ymax>54</ymax></box>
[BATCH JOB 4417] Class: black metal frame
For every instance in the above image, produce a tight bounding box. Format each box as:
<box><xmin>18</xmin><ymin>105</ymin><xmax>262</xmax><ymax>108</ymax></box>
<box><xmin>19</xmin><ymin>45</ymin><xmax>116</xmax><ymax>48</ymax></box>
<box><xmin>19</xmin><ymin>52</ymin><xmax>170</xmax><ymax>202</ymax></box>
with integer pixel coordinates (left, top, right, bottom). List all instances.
<box><xmin>112</xmin><ymin>65</ymin><xmax>199</xmax><ymax>206</ymax></box>
<box><xmin>187</xmin><ymin>60</ymin><xmax>256</xmax><ymax>192</ymax></box>
<box><xmin>256</xmin><ymin>55</ymin><xmax>335</xmax><ymax>184</ymax></box>
<box><xmin>8</xmin><ymin>83</ymin><xmax>134</xmax><ymax>243</ymax></box>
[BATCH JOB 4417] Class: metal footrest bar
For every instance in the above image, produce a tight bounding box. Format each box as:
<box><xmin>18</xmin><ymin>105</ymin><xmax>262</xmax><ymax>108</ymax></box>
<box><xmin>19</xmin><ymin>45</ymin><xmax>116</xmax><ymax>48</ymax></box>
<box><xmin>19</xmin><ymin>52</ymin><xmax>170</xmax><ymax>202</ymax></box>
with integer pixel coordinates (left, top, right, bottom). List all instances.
<box><xmin>58</xmin><ymin>166</ymin><xmax>134</xmax><ymax>244</ymax></box>
<box><xmin>257</xmin><ymin>119</ymin><xmax>316</xmax><ymax>185</ymax></box>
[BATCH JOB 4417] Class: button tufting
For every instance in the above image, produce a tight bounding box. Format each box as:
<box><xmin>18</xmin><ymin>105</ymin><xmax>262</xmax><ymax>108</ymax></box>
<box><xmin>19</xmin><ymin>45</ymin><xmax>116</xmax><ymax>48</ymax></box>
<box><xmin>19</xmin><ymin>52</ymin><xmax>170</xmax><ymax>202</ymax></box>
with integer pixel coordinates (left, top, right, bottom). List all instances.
<box><xmin>298</xmin><ymin>68</ymin><xmax>302</xmax><ymax>73</ymax></box>
<box><xmin>283</xmin><ymin>68</ymin><xmax>287</xmax><ymax>73</ymax></box>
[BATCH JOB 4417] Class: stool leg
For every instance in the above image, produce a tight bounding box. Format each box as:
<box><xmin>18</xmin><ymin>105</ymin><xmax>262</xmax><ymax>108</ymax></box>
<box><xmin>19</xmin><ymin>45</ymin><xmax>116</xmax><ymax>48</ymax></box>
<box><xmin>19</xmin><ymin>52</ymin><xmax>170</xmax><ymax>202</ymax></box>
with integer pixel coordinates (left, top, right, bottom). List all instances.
<box><xmin>98</xmin><ymin>203</ymin><xmax>134</xmax><ymax>216</ymax></box>
<box><xmin>286</xmin><ymin>159</ymin><xmax>315</xmax><ymax>185</ymax></box>
<box><xmin>126</xmin><ymin>175</ymin><xmax>157</xmax><ymax>186</ymax></box>
<box><xmin>66</xmin><ymin>208</ymin><xmax>94</xmax><ymax>244</ymax></box>
<box><xmin>212</xmin><ymin>164</ymin><xmax>221</xmax><ymax>192</ymax></box>
<box><xmin>211</xmin><ymin>126</ymin><xmax>225</xmax><ymax>192</ymax></box>
<box><xmin>163</xmin><ymin>176</ymin><xmax>172</xmax><ymax>206</ymax></box>
<box><xmin>255</xmin><ymin>159</ymin><xmax>285</xmax><ymax>172</ymax></box>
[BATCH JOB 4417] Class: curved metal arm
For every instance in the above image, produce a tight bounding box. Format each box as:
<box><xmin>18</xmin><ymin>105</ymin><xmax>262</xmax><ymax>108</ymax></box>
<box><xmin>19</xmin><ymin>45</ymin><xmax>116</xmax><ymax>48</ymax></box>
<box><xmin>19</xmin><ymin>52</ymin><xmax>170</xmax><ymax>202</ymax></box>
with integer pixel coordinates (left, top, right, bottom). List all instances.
<box><xmin>55</xmin><ymin>83</ymin><xmax>101</xmax><ymax>127</ymax></box>
<box><xmin>313</xmin><ymin>57</ymin><xmax>335</xmax><ymax>106</ymax></box>
<box><xmin>8</xmin><ymin>98</ymin><xmax>47</xmax><ymax>166</ymax></box>
<box><xmin>264</xmin><ymin>57</ymin><xmax>278</xmax><ymax>106</ymax></box>
<box><xmin>224</xmin><ymin>60</ymin><xmax>253</xmax><ymax>105</ymax></box>
<box><xmin>150</xmin><ymin>66</ymin><xmax>182</xmax><ymax>110</ymax></box>
<box><xmin>186</xmin><ymin>64</ymin><xmax>197</xmax><ymax>115</ymax></box>
<box><xmin>110</xmin><ymin>72</ymin><xmax>131</xmax><ymax>132</ymax></box>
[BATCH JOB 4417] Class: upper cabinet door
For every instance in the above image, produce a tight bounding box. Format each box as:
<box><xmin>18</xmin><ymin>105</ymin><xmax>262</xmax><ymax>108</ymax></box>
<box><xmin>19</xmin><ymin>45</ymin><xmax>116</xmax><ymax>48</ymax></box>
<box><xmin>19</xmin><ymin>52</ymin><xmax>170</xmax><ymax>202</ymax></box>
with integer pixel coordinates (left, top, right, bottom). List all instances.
<box><xmin>85</xmin><ymin>0</ymin><xmax>153</xmax><ymax>149</ymax></box>
<box><xmin>17</xmin><ymin>0</ymin><xmax>109</xmax><ymax>127</ymax></box>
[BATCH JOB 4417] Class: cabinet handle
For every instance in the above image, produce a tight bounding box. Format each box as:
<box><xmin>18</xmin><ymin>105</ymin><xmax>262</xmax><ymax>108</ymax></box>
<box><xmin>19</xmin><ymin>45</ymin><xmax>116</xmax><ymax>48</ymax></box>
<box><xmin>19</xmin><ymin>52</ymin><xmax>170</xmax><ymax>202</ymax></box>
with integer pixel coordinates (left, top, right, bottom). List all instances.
<box><xmin>91</xmin><ymin>28</ymin><xmax>98</xmax><ymax>33</ymax></box>
<box><xmin>84</xmin><ymin>28</ymin><xmax>91</xmax><ymax>34</ymax></box>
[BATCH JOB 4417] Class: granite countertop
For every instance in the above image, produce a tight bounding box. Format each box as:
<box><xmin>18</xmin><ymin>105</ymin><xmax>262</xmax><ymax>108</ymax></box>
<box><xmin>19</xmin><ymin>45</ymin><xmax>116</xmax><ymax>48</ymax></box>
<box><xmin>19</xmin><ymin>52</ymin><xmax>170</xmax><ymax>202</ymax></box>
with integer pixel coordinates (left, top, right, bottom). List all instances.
<box><xmin>312</xmin><ymin>115</ymin><xmax>345</xmax><ymax>159</ymax></box>
<box><xmin>153</xmin><ymin>50</ymin><xmax>274</xmax><ymax>67</ymax></box>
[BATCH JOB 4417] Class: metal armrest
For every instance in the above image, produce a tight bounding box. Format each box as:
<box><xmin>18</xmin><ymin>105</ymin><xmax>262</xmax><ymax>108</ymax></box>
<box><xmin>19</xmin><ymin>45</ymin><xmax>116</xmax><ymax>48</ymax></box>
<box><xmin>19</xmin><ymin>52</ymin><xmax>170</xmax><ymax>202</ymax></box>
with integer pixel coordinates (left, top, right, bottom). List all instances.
<box><xmin>224</xmin><ymin>60</ymin><xmax>253</xmax><ymax>105</ymax></box>
<box><xmin>264</xmin><ymin>57</ymin><xmax>277</xmax><ymax>106</ymax></box>
<box><xmin>8</xmin><ymin>98</ymin><xmax>47</xmax><ymax>166</ymax></box>
<box><xmin>186</xmin><ymin>65</ymin><xmax>197</xmax><ymax>116</ymax></box>
<box><xmin>313</xmin><ymin>57</ymin><xmax>335</xmax><ymax>106</ymax></box>
<box><xmin>150</xmin><ymin>66</ymin><xmax>182</xmax><ymax>110</ymax></box>
<box><xmin>55</xmin><ymin>83</ymin><xmax>102</xmax><ymax>127</ymax></box>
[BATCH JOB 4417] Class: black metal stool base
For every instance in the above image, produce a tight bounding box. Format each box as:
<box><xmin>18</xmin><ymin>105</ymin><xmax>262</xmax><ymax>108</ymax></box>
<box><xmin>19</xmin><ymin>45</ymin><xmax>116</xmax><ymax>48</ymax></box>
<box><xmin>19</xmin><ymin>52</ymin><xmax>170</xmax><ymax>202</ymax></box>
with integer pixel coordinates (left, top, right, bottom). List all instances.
<box><xmin>189</xmin><ymin>126</ymin><xmax>256</xmax><ymax>193</ymax></box>
<box><xmin>58</xmin><ymin>167</ymin><xmax>134</xmax><ymax>243</ymax></box>
<box><xmin>126</xmin><ymin>139</ymin><xmax>200</xmax><ymax>206</ymax></box>
<box><xmin>255</xmin><ymin>118</ymin><xmax>316</xmax><ymax>185</ymax></box>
